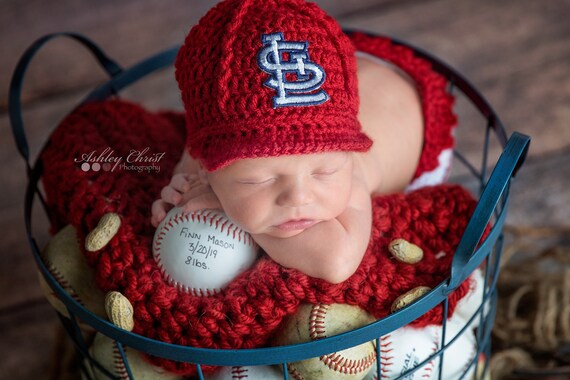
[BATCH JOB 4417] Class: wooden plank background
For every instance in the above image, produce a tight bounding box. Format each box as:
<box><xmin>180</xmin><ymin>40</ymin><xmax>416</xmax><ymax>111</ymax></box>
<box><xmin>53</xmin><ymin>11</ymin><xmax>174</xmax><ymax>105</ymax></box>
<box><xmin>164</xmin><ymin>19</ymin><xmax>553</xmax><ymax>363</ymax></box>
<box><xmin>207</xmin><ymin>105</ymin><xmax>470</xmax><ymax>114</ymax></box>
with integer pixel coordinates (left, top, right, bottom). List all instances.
<box><xmin>0</xmin><ymin>0</ymin><xmax>568</xmax><ymax>378</ymax></box>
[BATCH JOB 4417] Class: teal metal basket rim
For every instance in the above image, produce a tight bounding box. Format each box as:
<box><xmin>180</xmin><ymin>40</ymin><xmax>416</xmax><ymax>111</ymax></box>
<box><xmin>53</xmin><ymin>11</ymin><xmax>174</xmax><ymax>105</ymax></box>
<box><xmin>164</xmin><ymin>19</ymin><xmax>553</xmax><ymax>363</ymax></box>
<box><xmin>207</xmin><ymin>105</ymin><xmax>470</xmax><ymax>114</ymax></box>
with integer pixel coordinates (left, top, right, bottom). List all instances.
<box><xmin>15</xmin><ymin>29</ymin><xmax>529</xmax><ymax>368</ymax></box>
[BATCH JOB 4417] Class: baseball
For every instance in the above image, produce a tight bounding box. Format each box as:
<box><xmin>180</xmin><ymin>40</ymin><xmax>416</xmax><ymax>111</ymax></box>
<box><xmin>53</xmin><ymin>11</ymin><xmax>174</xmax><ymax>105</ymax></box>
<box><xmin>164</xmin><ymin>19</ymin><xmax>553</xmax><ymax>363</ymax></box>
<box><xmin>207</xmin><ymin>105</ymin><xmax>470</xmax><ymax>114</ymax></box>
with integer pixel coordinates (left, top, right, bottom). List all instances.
<box><xmin>273</xmin><ymin>303</ymin><xmax>377</xmax><ymax>380</ymax></box>
<box><xmin>453</xmin><ymin>268</ymin><xmax>488</xmax><ymax>329</ymax></box>
<box><xmin>205</xmin><ymin>365</ymin><xmax>283</xmax><ymax>379</ymax></box>
<box><xmin>440</xmin><ymin>316</ymin><xmax>477</xmax><ymax>379</ymax></box>
<box><xmin>153</xmin><ymin>207</ymin><xmax>259</xmax><ymax>296</ymax></box>
<box><xmin>365</xmin><ymin>318</ymin><xmax>477</xmax><ymax>380</ymax></box>
<box><xmin>39</xmin><ymin>224</ymin><xmax>106</xmax><ymax>319</ymax></box>
<box><xmin>87</xmin><ymin>333</ymin><xmax>182</xmax><ymax>380</ymax></box>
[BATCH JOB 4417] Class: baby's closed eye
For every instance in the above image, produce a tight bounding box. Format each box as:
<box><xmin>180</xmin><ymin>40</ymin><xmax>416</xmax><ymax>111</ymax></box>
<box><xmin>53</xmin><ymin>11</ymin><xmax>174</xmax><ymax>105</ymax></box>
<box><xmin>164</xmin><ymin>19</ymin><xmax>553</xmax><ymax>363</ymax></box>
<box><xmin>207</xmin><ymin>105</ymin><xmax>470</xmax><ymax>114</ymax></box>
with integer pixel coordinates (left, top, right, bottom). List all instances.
<box><xmin>311</xmin><ymin>168</ymin><xmax>339</xmax><ymax>177</ymax></box>
<box><xmin>236</xmin><ymin>177</ymin><xmax>276</xmax><ymax>185</ymax></box>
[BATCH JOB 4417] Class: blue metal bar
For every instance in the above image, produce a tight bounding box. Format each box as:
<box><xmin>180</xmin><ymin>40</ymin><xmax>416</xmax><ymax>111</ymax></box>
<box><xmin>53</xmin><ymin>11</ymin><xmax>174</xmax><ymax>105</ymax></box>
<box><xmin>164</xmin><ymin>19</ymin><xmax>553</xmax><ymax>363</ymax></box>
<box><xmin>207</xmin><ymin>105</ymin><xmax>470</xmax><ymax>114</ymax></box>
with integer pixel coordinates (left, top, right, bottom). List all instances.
<box><xmin>438</xmin><ymin>299</ymin><xmax>449</xmax><ymax>380</ymax></box>
<box><xmin>281</xmin><ymin>363</ymin><xmax>289</xmax><ymax>380</ymax></box>
<box><xmin>449</xmin><ymin>132</ymin><xmax>530</xmax><ymax>292</ymax></box>
<box><xmin>196</xmin><ymin>364</ymin><xmax>205</xmax><ymax>380</ymax></box>
<box><xmin>480</xmin><ymin>119</ymin><xmax>492</xmax><ymax>196</ymax></box>
<box><xmin>454</xmin><ymin>149</ymin><xmax>483</xmax><ymax>182</ymax></box>
<box><xmin>375</xmin><ymin>337</ymin><xmax>381</xmax><ymax>380</ymax></box>
<box><xmin>9</xmin><ymin>33</ymin><xmax>122</xmax><ymax>172</ymax></box>
<box><xmin>115</xmin><ymin>341</ymin><xmax>135</xmax><ymax>380</ymax></box>
<box><xmin>81</xmin><ymin>46</ymin><xmax>178</xmax><ymax>105</ymax></box>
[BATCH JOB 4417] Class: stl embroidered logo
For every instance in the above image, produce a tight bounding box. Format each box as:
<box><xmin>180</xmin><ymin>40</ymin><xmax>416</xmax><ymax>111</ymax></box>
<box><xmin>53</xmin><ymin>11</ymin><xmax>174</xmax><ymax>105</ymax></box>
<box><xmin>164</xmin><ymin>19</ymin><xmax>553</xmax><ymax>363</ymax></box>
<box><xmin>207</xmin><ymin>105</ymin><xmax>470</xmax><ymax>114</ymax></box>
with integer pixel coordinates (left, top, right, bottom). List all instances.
<box><xmin>257</xmin><ymin>32</ymin><xmax>329</xmax><ymax>108</ymax></box>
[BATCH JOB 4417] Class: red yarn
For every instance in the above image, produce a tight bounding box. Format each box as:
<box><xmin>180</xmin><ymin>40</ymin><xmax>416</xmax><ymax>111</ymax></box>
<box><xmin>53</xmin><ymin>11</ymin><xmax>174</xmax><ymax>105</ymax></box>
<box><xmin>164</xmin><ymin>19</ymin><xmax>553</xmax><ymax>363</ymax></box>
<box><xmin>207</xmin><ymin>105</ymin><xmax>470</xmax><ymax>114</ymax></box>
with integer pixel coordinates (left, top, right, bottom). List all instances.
<box><xmin>349</xmin><ymin>32</ymin><xmax>457</xmax><ymax>180</ymax></box>
<box><xmin>175</xmin><ymin>0</ymin><xmax>372</xmax><ymax>171</ymax></box>
<box><xmin>175</xmin><ymin>2</ymin><xmax>456</xmax><ymax>178</ymax></box>
<box><xmin>41</xmin><ymin>94</ymin><xmax>475</xmax><ymax>375</ymax></box>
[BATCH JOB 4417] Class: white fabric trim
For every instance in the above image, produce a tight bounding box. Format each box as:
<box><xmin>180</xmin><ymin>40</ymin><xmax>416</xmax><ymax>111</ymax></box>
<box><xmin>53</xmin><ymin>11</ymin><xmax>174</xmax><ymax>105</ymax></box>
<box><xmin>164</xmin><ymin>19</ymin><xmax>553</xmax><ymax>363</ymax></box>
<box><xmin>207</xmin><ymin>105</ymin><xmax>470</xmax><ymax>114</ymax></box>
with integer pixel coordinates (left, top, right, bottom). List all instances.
<box><xmin>406</xmin><ymin>148</ymin><xmax>454</xmax><ymax>192</ymax></box>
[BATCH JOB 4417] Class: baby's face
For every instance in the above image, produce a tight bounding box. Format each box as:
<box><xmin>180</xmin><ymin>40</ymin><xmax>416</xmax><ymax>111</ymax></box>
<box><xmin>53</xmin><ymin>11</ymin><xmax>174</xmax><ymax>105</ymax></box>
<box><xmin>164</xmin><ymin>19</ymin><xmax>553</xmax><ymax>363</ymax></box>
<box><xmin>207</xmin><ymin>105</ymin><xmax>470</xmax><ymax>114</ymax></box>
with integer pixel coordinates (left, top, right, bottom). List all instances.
<box><xmin>205</xmin><ymin>152</ymin><xmax>353</xmax><ymax>238</ymax></box>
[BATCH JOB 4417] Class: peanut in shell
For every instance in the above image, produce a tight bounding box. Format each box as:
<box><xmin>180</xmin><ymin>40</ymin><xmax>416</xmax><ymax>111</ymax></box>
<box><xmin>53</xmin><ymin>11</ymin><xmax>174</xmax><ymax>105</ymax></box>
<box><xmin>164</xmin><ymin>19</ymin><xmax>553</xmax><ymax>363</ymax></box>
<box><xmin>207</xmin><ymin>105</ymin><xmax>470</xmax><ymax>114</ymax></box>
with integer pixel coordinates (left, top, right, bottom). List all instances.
<box><xmin>105</xmin><ymin>291</ymin><xmax>134</xmax><ymax>331</ymax></box>
<box><xmin>391</xmin><ymin>286</ymin><xmax>432</xmax><ymax>313</ymax></box>
<box><xmin>389</xmin><ymin>238</ymin><xmax>424</xmax><ymax>264</ymax></box>
<box><xmin>85</xmin><ymin>213</ymin><xmax>121</xmax><ymax>252</ymax></box>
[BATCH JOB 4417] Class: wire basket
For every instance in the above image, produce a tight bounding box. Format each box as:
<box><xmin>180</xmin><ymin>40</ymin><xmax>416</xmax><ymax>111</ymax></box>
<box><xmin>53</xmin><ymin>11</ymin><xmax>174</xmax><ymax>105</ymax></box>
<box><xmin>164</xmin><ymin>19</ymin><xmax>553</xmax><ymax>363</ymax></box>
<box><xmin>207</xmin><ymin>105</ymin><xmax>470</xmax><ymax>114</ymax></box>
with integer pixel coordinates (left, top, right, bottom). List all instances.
<box><xmin>10</xmin><ymin>31</ymin><xmax>530</xmax><ymax>380</ymax></box>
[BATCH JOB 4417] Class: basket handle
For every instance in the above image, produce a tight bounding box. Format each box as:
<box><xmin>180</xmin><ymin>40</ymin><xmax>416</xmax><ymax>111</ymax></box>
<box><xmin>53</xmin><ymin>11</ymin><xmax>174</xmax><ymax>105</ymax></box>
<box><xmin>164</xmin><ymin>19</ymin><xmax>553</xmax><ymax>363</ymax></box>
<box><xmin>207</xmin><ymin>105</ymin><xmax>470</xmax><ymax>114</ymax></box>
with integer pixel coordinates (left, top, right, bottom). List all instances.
<box><xmin>79</xmin><ymin>45</ymin><xmax>179</xmax><ymax>105</ymax></box>
<box><xmin>447</xmin><ymin>132</ymin><xmax>530</xmax><ymax>292</ymax></box>
<box><xmin>9</xmin><ymin>32</ymin><xmax>123</xmax><ymax>175</ymax></box>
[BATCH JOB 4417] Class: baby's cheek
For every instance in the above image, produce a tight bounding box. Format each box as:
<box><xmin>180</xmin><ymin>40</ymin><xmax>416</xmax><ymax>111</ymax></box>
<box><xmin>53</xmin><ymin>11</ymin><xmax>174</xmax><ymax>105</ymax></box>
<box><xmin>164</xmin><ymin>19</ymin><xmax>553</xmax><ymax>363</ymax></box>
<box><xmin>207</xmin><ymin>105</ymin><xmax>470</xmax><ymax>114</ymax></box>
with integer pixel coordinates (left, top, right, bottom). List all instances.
<box><xmin>226</xmin><ymin>213</ymin><xmax>260</xmax><ymax>235</ymax></box>
<box><xmin>321</xmin><ymin>184</ymin><xmax>351</xmax><ymax>216</ymax></box>
<box><xmin>218</xmin><ymin>200</ymin><xmax>258</xmax><ymax>232</ymax></box>
<box><xmin>327</xmin><ymin>200</ymin><xmax>349</xmax><ymax>221</ymax></box>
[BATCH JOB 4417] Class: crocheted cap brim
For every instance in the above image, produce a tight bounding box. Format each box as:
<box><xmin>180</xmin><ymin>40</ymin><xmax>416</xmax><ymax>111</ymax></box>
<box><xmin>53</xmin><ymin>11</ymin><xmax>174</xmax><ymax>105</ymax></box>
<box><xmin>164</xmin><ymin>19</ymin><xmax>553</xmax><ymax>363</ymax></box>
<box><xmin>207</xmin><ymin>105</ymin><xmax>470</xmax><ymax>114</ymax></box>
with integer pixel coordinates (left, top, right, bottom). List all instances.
<box><xmin>189</xmin><ymin>116</ymin><xmax>373</xmax><ymax>171</ymax></box>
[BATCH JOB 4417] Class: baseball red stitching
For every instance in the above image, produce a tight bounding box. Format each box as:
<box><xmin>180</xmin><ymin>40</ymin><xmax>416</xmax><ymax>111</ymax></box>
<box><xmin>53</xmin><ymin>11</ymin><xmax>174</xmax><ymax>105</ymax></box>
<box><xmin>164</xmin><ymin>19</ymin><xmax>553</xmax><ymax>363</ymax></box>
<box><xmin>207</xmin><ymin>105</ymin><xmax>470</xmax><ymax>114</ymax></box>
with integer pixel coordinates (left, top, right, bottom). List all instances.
<box><xmin>421</xmin><ymin>329</ymin><xmax>439</xmax><ymax>379</ymax></box>
<box><xmin>379</xmin><ymin>334</ymin><xmax>394</xmax><ymax>379</ymax></box>
<box><xmin>308</xmin><ymin>304</ymin><xmax>376</xmax><ymax>376</ymax></box>
<box><xmin>44</xmin><ymin>261</ymin><xmax>84</xmax><ymax>305</ymax></box>
<box><xmin>153</xmin><ymin>209</ymin><xmax>256</xmax><ymax>296</ymax></box>
<box><xmin>231</xmin><ymin>366</ymin><xmax>249</xmax><ymax>379</ymax></box>
<box><xmin>112</xmin><ymin>340</ymin><xmax>129</xmax><ymax>380</ymax></box>
<box><xmin>287</xmin><ymin>364</ymin><xmax>305</xmax><ymax>380</ymax></box>
<box><xmin>373</xmin><ymin>329</ymin><xmax>439</xmax><ymax>380</ymax></box>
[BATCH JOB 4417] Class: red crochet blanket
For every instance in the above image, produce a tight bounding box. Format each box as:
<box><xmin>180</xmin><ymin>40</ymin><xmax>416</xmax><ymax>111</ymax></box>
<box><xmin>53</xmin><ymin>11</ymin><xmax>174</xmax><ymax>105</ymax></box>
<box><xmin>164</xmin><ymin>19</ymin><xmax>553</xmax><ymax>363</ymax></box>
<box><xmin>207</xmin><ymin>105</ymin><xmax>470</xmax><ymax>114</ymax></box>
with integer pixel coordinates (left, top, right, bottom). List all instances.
<box><xmin>40</xmin><ymin>36</ymin><xmax>472</xmax><ymax>376</ymax></box>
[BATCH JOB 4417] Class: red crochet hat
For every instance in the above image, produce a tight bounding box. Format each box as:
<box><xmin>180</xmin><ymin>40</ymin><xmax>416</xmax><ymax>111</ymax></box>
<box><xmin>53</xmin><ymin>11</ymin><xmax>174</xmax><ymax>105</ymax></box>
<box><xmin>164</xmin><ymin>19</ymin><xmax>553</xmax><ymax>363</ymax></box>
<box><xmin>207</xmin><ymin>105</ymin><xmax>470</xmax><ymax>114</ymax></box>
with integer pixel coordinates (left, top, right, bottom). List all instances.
<box><xmin>175</xmin><ymin>0</ymin><xmax>373</xmax><ymax>171</ymax></box>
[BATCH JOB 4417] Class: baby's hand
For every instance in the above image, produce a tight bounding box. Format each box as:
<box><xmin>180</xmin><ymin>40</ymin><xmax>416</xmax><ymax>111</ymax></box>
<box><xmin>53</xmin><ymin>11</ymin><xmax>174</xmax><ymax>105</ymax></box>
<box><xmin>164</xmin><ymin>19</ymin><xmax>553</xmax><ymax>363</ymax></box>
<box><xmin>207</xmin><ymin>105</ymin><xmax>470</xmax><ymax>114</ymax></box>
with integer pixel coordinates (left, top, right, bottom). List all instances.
<box><xmin>151</xmin><ymin>173</ymin><xmax>222</xmax><ymax>227</ymax></box>
<box><xmin>151</xmin><ymin>173</ymin><xmax>192</xmax><ymax>227</ymax></box>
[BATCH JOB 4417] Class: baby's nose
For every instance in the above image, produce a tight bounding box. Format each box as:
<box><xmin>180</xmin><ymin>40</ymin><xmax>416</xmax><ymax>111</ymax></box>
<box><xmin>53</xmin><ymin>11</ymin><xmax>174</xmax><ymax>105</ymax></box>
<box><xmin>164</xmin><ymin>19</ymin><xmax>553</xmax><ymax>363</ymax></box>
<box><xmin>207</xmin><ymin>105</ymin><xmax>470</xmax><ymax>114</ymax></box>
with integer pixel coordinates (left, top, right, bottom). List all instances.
<box><xmin>277</xmin><ymin>180</ymin><xmax>313</xmax><ymax>207</ymax></box>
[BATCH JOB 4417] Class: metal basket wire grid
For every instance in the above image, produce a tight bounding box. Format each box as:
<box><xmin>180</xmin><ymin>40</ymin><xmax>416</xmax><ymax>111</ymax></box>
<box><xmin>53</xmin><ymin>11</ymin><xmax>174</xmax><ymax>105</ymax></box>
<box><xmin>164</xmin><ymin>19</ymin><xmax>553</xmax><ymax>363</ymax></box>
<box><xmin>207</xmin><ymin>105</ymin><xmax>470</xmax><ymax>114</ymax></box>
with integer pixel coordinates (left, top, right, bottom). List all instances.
<box><xmin>10</xmin><ymin>31</ymin><xmax>530</xmax><ymax>380</ymax></box>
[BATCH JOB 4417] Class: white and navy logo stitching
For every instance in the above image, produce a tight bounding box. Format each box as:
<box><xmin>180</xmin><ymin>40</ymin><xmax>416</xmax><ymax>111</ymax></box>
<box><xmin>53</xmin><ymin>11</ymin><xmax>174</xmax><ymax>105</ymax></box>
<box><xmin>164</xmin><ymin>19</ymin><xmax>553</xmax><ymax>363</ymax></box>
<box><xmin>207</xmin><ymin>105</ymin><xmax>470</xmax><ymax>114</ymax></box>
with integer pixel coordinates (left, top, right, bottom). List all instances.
<box><xmin>257</xmin><ymin>32</ymin><xmax>329</xmax><ymax>108</ymax></box>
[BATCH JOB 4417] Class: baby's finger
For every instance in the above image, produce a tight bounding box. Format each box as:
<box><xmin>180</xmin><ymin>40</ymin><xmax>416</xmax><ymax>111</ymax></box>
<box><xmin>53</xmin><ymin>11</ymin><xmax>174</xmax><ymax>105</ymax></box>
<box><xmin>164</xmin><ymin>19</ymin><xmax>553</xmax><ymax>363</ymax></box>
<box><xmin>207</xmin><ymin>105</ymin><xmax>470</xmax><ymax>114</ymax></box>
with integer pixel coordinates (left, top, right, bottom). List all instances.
<box><xmin>150</xmin><ymin>199</ymin><xmax>171</xmax><ymax>227</ymax></box>
<box><xmin>170</xmin><ymin>173</ymin><xmax>196</xmax><ymax>192</ymax></box>
<box><xmin>182</xmin><ymin>192</ymin><xmax>222</xmax><ymax>213</ymax></box>
<box><xmin>160</xmin><ymin>185</ymin><xmax>182</xmax><ymax>206</ymax></box>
